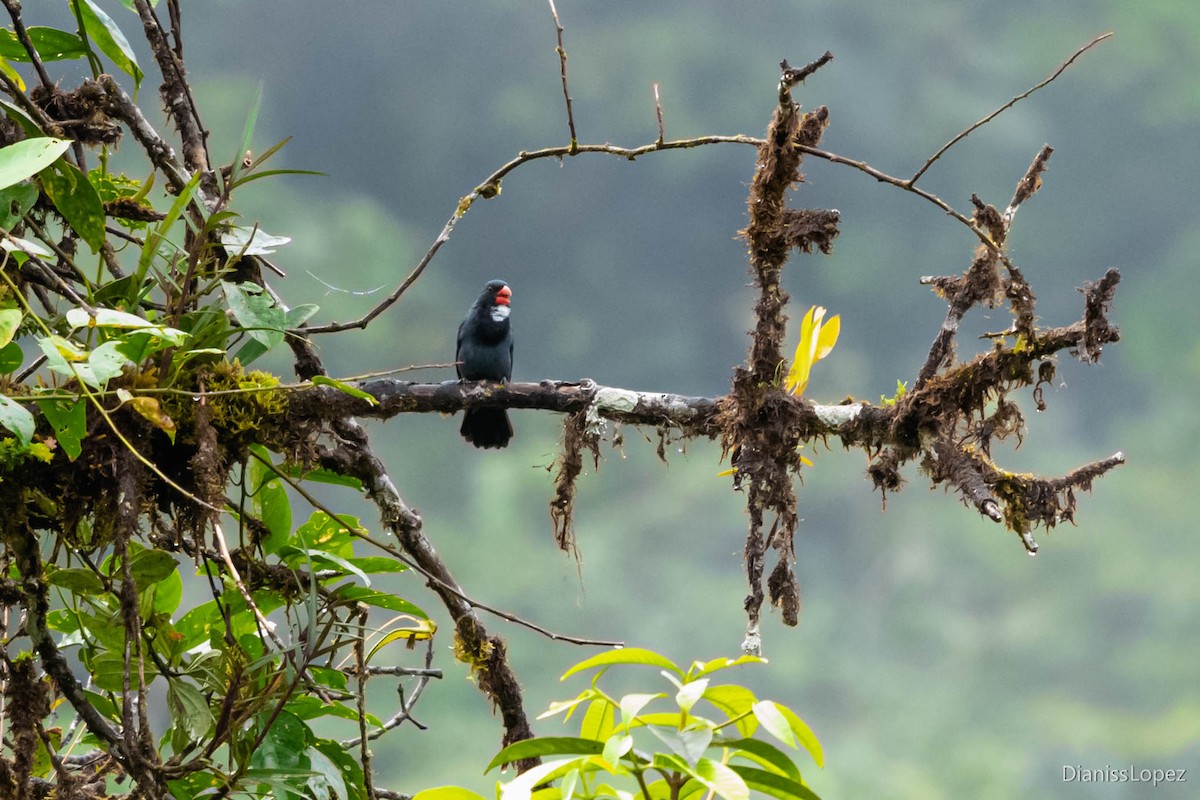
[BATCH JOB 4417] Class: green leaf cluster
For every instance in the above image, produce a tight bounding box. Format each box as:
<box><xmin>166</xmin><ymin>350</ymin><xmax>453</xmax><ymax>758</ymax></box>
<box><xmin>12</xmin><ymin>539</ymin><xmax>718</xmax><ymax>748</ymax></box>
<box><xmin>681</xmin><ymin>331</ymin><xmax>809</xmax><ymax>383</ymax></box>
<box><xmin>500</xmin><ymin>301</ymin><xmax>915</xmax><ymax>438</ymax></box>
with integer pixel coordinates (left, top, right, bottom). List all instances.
<box><xmin>419</xmin><ymin>648</ymin><xmax>823</xmax><ymax>800</ymax></box>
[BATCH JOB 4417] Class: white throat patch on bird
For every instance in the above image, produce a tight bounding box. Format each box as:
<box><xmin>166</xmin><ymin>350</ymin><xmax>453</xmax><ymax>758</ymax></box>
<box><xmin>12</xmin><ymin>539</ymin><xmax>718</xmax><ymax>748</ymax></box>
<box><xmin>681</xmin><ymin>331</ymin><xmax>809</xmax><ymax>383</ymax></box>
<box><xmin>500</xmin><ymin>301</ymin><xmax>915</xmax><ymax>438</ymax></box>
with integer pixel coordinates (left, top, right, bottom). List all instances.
<box><xmin>490</xmin><ymin>305</ymin><xmax>511</xmax><ymax>322</ymax></box>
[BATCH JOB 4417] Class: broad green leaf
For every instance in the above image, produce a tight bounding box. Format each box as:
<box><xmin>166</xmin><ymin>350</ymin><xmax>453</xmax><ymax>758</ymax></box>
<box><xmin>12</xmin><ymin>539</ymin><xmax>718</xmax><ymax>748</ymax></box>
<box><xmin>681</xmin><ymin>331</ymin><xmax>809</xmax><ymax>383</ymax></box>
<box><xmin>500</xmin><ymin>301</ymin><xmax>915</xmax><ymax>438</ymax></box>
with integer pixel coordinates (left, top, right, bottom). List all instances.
<box><xmin>751</xmin><ymin>702</ymin><xmax>823</xmax><ymax>768</ymax></box>
<box><xmin>579</xmin><ymin>697</ymin><xmax>616</xmax><ymax>740</ymax></box>
<box><xmin>148</xmin><ymin>567</ymin><xmax>182</xmax><ymax>615</ymax></box>
<box><xmin>561</xmin><ymin>647</ymin><xmax>682</xmax><ymax>681</ymax></box>
<box><xmin>332</xmin><ymin>586</ymin><xmax>427</xmax><ymax>616</ymax></box>
<box><xmin>129</xmin><ymin>549</ymin><xmax>179</xmax><ymax>585</ymax></box>
<box><xmin>676</xmin><ymin>678</ymin><xmax>709</xmax><ymax>714</ymax></box>
<box><xmin>728</xmin><ymin>766</ymin><xmax>821</xmax><ymax>800</ymax></box>
<box><xmin>279</xmin><ymin>463</ymin><xmax>364</xmax><ymax>490</ymax></box>
<box><xmin>249</xmin><ymin>448</ymin><xmax>291</xmax><ymax>555</ymax></box>
<box><xmin>0</xmin><ymin>138</ymin><xmax>72</xmax><ymax>191</ymax></box>
<box><xmin>485</xmin><ymin>738</ymin><xmax>604</xmax><ymax>774</ymax></box>
<box><xmin>36</xmin><ymin>398</ymin><xmax>85</xmax><ymax>460</ymax></box>
<box><xmin>40</xmin><ymin>162</ymin><xmax>106</xmax><ymax>251</ymax></box>
<box><xmin>772</xmin><ymin>703</ymin><xmax>824</xmax><ymax>769</ymax></box>
<box><xmin>66</xmin><ymin>307</ymin><xmax>186</xmax><ymax>344</ymax></box>
<box><xmin>167</xmin><ymin>679</ymin><xmax>215</xmax><ymax>742</ymax></box>
<box><xmin>717</xmin><ymin>738</ymin><xmax>804</xmax><ymax>782</ymax></box>
<box><xmin>685</xmin><ymin>758</ymin><xmax>749</xmax><ymax>800</ymax></box>
<box><xmin>0</xmin><ymin>28</ymin><xmax>87</xmax><ymax>61</ymax></box>
<box><xmin>0</xmin><ymin>342</ymin><xmax>23</xmax><ymax>374</ymax></box>
<box><xmin>75</xmin><ymin>0</ymin><xmax>143</xmax><ymax>87</ymax></box>
<box><xmin>0</xmin><ymin>307</ymin><xmax>21</xmax><ymax>347</ymax></box>
<box><xmin>0</xmin><ymin>56</ymin><xmax>23</xmax><ymax>93</ymax></box>
<box><xmin>687</xmin><ymin>655</ymin><xmax>766</xmax><ymax>680</ymax></box>
<box><xmin>647</xmin><ymin>724</ymin><xmax>713</xmax><ymax>767</ymax></box>
<box><xmin>602</xmin><ymin>733</ymin><xmax>633</xmax><ymax>764</ymax></box>
<box><xmin>312</xmin><ymin>375</ymin><xmax>378</xmax><ymax>406</ymax></box>
<box><xmin>499</xmin><ymin>758</ymin><xmax>595</xmax><ymax>800</ymax></box>
<box><xmin>0</xmin><ymin>392</ymin><xmax>34</xmax><ymax>445</ymax></box>
<box><xmin>618</xmin><ymin>692</ymin><xmax>662</xmax><ymax>724</ymax></box>
<box><xmin>752</xmin><ymin>701</ymin><xmax>796</xmax><ymax>750</ymax></box>
<box><xmin>702</xmin><ymin>684</ymin><xmax>759</xmax><ymax>737</ymax></box>
<box><xmin>311</xmin><ymin>740</ymin><xmax>367</xmax><ymax>800</ymax></box>
<box><xmin>413</xmin><ymin>788</ymin><xmax>488</xmax><ymax>800</ymax></box>
<box><xmin>0</xmin><ymin>181</ymin><xmax>38</xmax><ymax>229</ymax></box>
<box><xmin>305</xmin><ymin>745</ymin><xmax>349</xmax><ymax>800</ymax></box>
<box><xmin>342</xmin><ymin>556</ymin><xmax>407</xmax><ymax>574</ymax></box>
<box><xmin>91</xmin><ymin>651</ymin><xmax>159</xmax><ymax>692</ymax></box>
<box><xmin>45</xmin><ymin>567</ymin><xmax>105</xmax><ymax>595</ymax></box>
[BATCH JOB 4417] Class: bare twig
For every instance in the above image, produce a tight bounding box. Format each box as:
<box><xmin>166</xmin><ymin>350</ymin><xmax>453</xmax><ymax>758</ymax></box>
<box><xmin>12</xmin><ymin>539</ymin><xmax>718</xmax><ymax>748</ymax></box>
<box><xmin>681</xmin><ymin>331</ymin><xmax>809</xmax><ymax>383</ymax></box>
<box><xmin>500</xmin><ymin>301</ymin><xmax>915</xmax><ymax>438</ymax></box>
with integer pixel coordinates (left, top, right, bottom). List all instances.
<box><xmin>257</xmin><ymin>450</ymin><xmax>622</xmax><ymax>649</ymax></box>
<box><xmin>547</xmin><ymin>0</ymin><xmax>578</xmax><ymax>152</ymax></box>
<box><xmin>1</xmin><ymin>0</ymin><xmax>53</xmax><ymax>88</ymax></box>
<box><xmin>304</xmin><ymin>134</ymin><xmax>761</xmax><ymax>334</ymax></box>
<box><xmin>909</xmin><ymin>33</ymin><xmax>1113</xmax><ymax>185</ymax></box>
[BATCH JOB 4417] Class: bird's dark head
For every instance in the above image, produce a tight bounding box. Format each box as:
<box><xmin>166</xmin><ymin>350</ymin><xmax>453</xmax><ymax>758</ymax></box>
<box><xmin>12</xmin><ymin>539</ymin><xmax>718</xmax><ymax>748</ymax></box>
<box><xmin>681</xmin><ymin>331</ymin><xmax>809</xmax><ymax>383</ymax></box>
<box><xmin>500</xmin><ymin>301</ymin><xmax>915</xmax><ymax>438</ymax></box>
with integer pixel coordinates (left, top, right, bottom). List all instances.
<box><xmin>480</xmin><ymin>280</ymin><xmax>512</xmax><ymax>307</ymax></box>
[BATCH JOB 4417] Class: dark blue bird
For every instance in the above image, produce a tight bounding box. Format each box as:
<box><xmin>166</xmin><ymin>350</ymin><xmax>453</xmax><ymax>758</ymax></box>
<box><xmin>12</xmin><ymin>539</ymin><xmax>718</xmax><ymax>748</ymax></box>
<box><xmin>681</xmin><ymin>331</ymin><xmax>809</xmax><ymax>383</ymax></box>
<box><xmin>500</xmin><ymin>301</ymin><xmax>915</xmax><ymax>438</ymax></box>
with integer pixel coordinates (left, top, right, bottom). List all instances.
<box><xmin>456</xmin><ymin>280</ymin><xmax>514</xmax><ymax>448</ymax></box>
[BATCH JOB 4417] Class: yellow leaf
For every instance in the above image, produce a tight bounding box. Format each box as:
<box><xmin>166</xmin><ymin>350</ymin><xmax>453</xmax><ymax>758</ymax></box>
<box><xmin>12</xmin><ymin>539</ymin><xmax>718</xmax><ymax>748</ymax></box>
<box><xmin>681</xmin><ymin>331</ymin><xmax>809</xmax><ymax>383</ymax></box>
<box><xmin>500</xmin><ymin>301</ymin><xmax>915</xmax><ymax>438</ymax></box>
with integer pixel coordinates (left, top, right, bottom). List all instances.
<box><xmin>784</xmin><ymin>306</ymin><xmax>841</xmax><ymax>397</ymax></box>
<box><xmin>815</xmin><ymin>314</ymin><xmax>840</xmax><ymax>360</ymax></box>
<box><xmin>127</xmin><ymin>396</ymin><xmax>177</xmax><ymax>442</ymax></box>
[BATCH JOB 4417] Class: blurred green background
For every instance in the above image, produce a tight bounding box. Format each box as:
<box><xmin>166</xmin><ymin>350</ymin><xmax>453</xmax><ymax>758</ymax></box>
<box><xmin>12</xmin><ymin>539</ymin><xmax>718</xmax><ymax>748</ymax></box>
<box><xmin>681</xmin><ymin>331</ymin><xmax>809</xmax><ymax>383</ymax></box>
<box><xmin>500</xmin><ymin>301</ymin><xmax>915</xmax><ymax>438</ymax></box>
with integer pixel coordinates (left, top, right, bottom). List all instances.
<box><xmin>45</xmin><ymin>0</ymin><xmax>1200</xmax><ymax>797</ymax></box>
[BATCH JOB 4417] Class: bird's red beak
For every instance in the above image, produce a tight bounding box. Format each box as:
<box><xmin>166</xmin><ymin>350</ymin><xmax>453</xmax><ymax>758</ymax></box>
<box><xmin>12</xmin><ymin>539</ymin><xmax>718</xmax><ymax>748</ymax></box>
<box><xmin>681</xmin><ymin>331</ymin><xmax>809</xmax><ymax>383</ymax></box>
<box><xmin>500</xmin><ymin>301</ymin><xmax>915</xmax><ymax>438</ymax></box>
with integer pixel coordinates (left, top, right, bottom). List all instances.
<box><xmin>495</xmin><ymin>285</ymin><xmax>512</xmax><ymax>306</ymax></box>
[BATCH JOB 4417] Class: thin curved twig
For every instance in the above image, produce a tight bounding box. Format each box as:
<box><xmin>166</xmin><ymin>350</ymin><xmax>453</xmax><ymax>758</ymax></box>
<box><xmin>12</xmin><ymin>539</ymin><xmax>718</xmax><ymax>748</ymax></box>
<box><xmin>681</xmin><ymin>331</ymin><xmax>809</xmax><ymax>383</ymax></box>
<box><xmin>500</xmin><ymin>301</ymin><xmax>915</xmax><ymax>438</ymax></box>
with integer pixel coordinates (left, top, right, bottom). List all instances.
<box><xmin>303</xmin><ymin>134</ymin><xmax>762</xmax><ymax>335</ymax></box>
<box><xmin>909</xmin><ymin>32</ymin><xmax>1113</xmax><ymax>185</ymax></box>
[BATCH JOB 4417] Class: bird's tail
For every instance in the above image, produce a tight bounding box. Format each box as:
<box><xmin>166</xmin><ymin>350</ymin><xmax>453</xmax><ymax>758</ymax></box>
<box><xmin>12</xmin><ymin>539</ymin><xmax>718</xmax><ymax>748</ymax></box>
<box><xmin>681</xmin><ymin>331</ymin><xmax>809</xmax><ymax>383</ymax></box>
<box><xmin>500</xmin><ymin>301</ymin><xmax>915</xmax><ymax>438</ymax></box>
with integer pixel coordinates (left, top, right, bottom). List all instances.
<box><xmin>460</xmin><ymin>408</ymin><xmax>513</xmax><ymax>449</ymax></box>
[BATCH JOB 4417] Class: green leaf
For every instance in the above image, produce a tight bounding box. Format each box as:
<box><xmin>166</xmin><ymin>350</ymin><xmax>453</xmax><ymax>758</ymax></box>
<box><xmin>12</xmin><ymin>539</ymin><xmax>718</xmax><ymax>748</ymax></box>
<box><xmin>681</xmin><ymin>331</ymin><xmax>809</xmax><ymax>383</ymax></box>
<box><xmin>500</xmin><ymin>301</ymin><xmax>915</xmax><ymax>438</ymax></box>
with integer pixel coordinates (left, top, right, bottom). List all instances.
<box><xmin>773</xmin><ymin>703</ymin><xmax>824</xmax><ymax>769</ymax></box>
<box><xmin>279</xmin><ymin>463</ymin><xmax>364</xmax><ymax>490</ymax></box>
<box><xmin>45</xmin><ymin>567</ymin><xmax>105</xmax><ymax>595</ymax></box>
<box><xmin>129</xmin><ymin>549</ymin><xmax>179</xmax><ymax>585</ymax></box>
<box><xmin>687</xmin><ymin>655</ymin><xmax>766</xmax><ymax>680</ymax></box>
<box><xmin>561</xmin><ymin>647</ymin><xmax>683</xmax><ymax>681</ymax></box>
<box><xmin>413</xmin><ymin>789</ymin><xmax>489</xmax><ymax>800</ymax></box>
<box><xmin>751</xmin><ymin>702</ymin><xmax>823</xmax><ymax>768</ymax></box>
<box><xmin>0</xmin><ymin>392</ymin><xmax>34</xmax><ymax>445</ymax></box>
<box><xmin>75</xmin><ymin>0</ymin><xmax>143</xmax><ymax>87</ymax></box>
<box><xmin>91</xmin><ymin>651</ymin><xmax>159</xmax><ymax>692</ymax></box>
<box><xmin>717</xmin><ymin>738</ymin><xmax>803</xmax><ymax>782</ymax></box>
<box><xmin>342</xmin><ymin>556</ymin><xmax>407</xmax><ymax>574</ymax></box>
<box><xmin>167</xmin><ymin>679</ymin><xmax>215</xmax><ymax>742</ymax></box>
<box><xmin>0</xmin><ymin>138</ymin><xmax>72</xmax><ymax>191</ymax></box>
<box><xmin>702</xmin><ymin>684</ymin><xmax>759</xmax><ymax>737</ymax></box>
<box><xmin>601</xmin><ymin>733</ymin><xmax>633</xmax><ymax>764</ymax></box>
<box><xmin>579</xmin><ymin>697</ymin><xmax>616</xmax><ymax>741</ymax></box>
<box><xmin>248</xmin><ymin>448</ymin><xmax>291</xmax><ymax>555</ymax></box>
<box><xmin>332</xmin><ymin>586</ymin><xmax>427</xmax><ymax>616</ymax></box>
<box><xmin>0</xmin><ymin>307</ymin><xmax>21</xmax><ymax>348</ymax></box>
<box><xmin>222</xmin><ymin>281</ymin><xmax>284</xmax><ymax>363</ymax></box>
<box><xmin>148</xmin><ymin>567</ymin><xmax>182</xmax><ymax>615</ymax></box>
<box><xmin>647</xmin><ymin>724</ymin><xmax>713</xmax><ymax>767</ymax></box>
<box><xmin>312</xmin><ymin>375</ymin><xmax>378</xmax><ymax>406</ymax></box>
<box><xmin>0</xmin><ymin>181</ymin><xmax>38</xmax><ymax>229</ymax></box>
<box><xmin>0</xmin><ymin>342</ymin><xmax>22</xmax><ymax>374</ymax></box>
<box><xmin>40</xmin><ymin>162</ymin><xmax>106</xmax><ymax>252</ymax></box>
<box><xmin>485</xmin><ymin>737</ymin><xmax>604</xmax><ymax>774</ymax></box>
<box><xmin>311</xmin><ymin>739</ymin><xmax>367</xmax><ymax>800</ymax></box>
<box><xmin>0</xmin><ymin>28</ymin><xmax>87</xmax><ymax>62</ymax></box>
<box><xmin>728</xmin><ymin>766</ymin><xmax>821</xmax><ymax>800</ymax></box>
<box><xmin>685</xmin><ymin>758</ymin><xmax>749</xmax><ymax>800</ymax></box>
<box><xmin>676</xmin><ymin>678</ymin><xmax>709</xmax><ymax>714</ymax></box>
<box><xmin>618</xmin><ymin>692</ymin><xmax>662</xmax><ymax>725</ymax></box>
